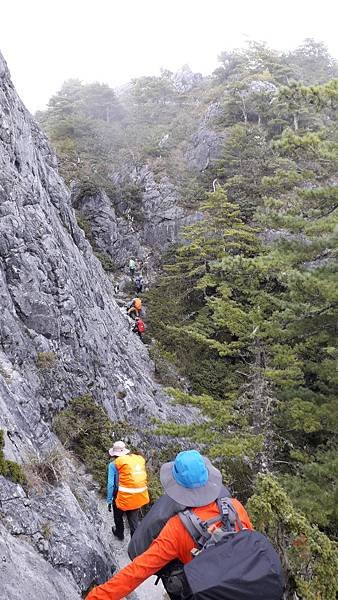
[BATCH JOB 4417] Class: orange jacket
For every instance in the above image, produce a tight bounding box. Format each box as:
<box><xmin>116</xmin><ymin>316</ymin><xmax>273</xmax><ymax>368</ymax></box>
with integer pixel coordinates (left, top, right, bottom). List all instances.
<box><xmin>86</xmin><ymin>498</ymin><xmax>253</xmax><ymax>600</ymax></box>
<box><xmin>134</xmin><ymin>298</ymin><xmax>142</xmax><ymax>311</ymax></box>
<box><xmin>115</xmin><ymin>454</ymin><xmax>149</xmax><ymax>511</ymax></box>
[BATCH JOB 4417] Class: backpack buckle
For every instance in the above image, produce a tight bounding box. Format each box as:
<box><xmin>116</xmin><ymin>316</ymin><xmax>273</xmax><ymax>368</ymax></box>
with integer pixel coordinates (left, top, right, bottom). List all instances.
<box><xmin>220</xmin><ymin>499</ymin><xmax>229</xmax><ymax>518</ymax></box>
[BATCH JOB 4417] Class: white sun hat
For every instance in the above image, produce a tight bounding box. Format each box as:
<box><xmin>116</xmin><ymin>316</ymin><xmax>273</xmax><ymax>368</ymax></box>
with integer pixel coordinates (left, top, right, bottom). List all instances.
<box><xmin>109</xmin><ymin>440</ymin><xmax>130</xmax><ymax>457</ymax></box>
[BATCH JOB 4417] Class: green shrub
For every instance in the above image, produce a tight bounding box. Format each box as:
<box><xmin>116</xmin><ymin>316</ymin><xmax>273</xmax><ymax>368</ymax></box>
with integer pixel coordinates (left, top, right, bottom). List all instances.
<box><xmin>0</xmin><ymin>430</ymin><xmax>26</xmax><ymax>485</ymax></box>
<box><xmin>152</xmin><ymin>387</ymin><xmax>263</xmax><ymax>501</ymax></box>
<box><xmin>36</xmin><ymin>351</ymin><xmax>57</xmax><ymax>369</ymax></box>
<box><xmin>76</xmin><ymin>214</ymin><xmax>93</xmax><ymax>241</ymax></box>
<box><xmin>167</xmin><ymin>388</ymin><xmax>236</xmax><ymax>427</ymax></box>
<box><xmin>146</xmin><ymin>469</ymin><xmax>163</xmax><ymax>505</ymax></box>
<box><xmin>94</xmin><ymin>251</ymin><xmax>116</xmax><ymax>273</ymax></box>
<box><xmin>247</xmin><ymin>474</ymin><xmax>338</xmax><ymax>599</ymax></box>
<box><xmin>75</xmin><ymin>181</ymin><xmax>102</xmax><ymax>201</ymax></box>
<box><xmin>116</xmin><ymin>182</ymin><xmax>145</xmax><ymax>224</ymax></box>
<box><xmin>74</xmin><ymin>180</ymin><xmax>117</xmax><ymax>204</ymax></box>
<box><xmin>41</xmin><ymin>521</ymin><xmax>53</xmax><ymax>540</ymax></box>
<box><xmin>279</xmin><ymin>446</ymin><xmax>338</xmax><ymax>535</ymax></box>
<box><xmin>148</xmin><ymin>343</ymin><xmax>184</xmax><ymax>387</ymax></box>
<box><xmin>53</xmin><ymin>395</ymin><xmax>133</xmax><ymax>493</ymax></box>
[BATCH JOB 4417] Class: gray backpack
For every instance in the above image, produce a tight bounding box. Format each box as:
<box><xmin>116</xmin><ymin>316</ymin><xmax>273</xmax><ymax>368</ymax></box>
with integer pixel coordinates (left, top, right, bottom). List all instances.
<box><xmin>179</xmin><ymin>497</ymin><xmax>284</xmax><ymax>600</ymax></box>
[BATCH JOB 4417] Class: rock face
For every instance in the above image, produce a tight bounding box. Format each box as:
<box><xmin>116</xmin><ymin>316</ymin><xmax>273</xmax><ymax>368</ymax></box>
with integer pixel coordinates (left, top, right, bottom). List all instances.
<box><xmin>0</xmin><ymin>522</ymin><xmax>81</xmax><ymax>600</ymax></box>
<box><xmin>73</xmin><ymin>189</ymin><xmax>122</xmax><ymax>260</ymax></box>
<box><xmin>0</xmin><ymin>51</ymin><xmax>195</xmax><ymax>598</ymax></box>
<box><xmin>74</xmin><ymin>103</ymin><xmax>223</xmax><ymax>270</ymax></box>
<box><xmin>186</xmin><ymin>102</ymin><xmax>227</xmax><ymax>172</ymax></box>
<box><xmin>75</xmin><ymin>165</ymin><xmax>201</xmax><ymax>271</ymax></box>
<box><xmin>0</xmin><ymin>475</ymin><xmax>111</xmax><ymax>595</ymax></box>
<box><xmin>171</xmin><ymin>65</ymin><xmax>203</xmax><ymax>92</ymax></box>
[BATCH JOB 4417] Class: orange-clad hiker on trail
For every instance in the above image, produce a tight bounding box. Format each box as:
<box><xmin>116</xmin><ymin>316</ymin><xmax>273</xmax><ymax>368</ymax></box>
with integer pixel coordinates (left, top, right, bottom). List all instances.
<box><xmin>86</xmin><ymin>450</ymin><xmax>253</xmax><ymax>600</ymax></box>
<box><xmin>106</xmin><ymin>441</ymin><xmax>149</xmax><ymax>542</ymax></box>
<box><xmin>127</xmin><ymin>297</ymin><xmax>142</xmax><ymax>319</ymax></box>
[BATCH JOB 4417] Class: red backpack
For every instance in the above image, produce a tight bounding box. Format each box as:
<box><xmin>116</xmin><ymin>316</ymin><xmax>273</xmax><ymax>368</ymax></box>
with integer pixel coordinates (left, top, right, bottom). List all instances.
<box><xmin>137</xmin><ymin>319</ymin><xmax>145</xmax><ymax>333</ymax></box>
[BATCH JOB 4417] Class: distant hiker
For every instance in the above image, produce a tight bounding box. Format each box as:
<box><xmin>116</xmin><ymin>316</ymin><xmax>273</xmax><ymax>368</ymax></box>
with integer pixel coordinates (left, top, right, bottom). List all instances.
<box><xmin>132</xmin><ymin>317</ymin><xmax>145</xmax><ymax>342</ymax></box>
<box><xmin>135</xmin><ymin>274</ymin><xmax>143</xmax><ymax>294</ymax></box>
<box><xmin>129</xmin><ymin>258</ymin><xmax>135</xmax><ymax>277</ymax></box>
<box><xmin>113</xmin><ymin>283</ymin><xmax>119</xmax><ymax>294</ymax></box>
<box><xmin>127</xmin><ymin>297</ymin><xmax>142</xmax><ymax>319</ymax></box>
<box><xmin>106</xmin><ymin>441</ymin><xmax>149</xmax><ymax>542</ymax></box>
<box><xmin>87</xmin><ymin>450</ymin><xmax>283</xmax><ymax>600</ymax></box>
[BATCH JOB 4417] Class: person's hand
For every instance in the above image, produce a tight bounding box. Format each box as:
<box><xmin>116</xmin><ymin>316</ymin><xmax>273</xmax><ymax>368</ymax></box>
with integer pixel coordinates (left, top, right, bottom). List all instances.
<box><xmin>108</xmin><ymin>503</ymin><xmax>112</xmax><ymax>512</ymax></box>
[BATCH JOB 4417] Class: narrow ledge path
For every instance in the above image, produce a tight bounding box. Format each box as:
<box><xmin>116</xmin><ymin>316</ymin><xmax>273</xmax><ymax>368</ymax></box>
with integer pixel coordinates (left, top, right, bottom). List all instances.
<box><xmin>97</xmin><ymin>497</ymin><xmax>168</xmax><ymax>600</ymax></box>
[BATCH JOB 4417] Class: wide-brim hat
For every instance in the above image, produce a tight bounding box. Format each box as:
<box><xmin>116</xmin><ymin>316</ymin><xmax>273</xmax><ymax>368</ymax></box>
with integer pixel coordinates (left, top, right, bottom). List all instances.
<box><xmin>109</xmin><ymin>441</ymin><xmax>130</xmax><ymax>457</ymax></box>
<box><xmin>160</xmin><ymin>454</ymin><xmax>222</xmax><ymax>507</ymax></box>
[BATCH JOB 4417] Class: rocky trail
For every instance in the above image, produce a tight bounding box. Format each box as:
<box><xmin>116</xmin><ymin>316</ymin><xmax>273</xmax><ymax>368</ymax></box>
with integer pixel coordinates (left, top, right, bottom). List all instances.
<box><xmin>96</xmin><ymin>498</ymin><xmax>167</xmax><ymax>600</ymax></box>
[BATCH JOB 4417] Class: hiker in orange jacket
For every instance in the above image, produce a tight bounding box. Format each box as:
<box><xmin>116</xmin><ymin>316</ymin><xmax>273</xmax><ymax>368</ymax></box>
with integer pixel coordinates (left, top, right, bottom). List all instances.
<box><xmin>127</xmin><ymin>297</ymin><xmax>142</xmax><ymax>319</ymax></box>
<box><xmin>107</xmin><ymin>441</ymin><xmax>149</xmax><ymax>541</ymax></box>
<box><xmin>86</xmin><ymin>450</ymin><xmax>253</xmax><ymax>600</ymax></box>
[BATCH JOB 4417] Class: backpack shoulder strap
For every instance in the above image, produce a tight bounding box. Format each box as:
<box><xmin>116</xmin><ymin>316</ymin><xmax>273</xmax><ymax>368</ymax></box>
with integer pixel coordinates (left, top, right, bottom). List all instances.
<box><xmin>179</xmin><ymin>497</ymin><xmax>243</xmax><ymax>534</ymax></box>
<box><xmin>178</xmin><ymin>509</ymin><xmax>210</xmax><ymax>548</ymax></box>
<box><xmin>178</xmin><ymin>496</ymin><xmax>244</xmax><ymax>549</ymax></box>
<box><xmin>217</xmin><ymin>497</ymin><xmax>243</xmax><ymax>531</ymax></box>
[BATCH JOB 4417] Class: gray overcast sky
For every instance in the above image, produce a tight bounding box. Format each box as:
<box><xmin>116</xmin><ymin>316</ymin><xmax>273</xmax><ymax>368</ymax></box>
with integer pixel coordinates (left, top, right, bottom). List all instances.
<box><xmin>1</xmin><ymin>0</ymin><xmax>337</xmax><ymax>112</ymax></box>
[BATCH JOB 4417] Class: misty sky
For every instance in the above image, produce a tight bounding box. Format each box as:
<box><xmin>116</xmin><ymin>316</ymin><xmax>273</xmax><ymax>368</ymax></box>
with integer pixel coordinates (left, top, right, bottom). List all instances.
<box><xmin>1</xmin><ymin>0</ymin><xmax>337</xmax><ymax>112</ymax></box>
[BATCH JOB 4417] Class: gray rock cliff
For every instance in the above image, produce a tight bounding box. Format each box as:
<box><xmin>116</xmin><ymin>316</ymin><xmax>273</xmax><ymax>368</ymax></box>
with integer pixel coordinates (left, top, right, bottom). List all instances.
<box><xmin>0</xmin><ymin>51</ymin><xmax>194</xmax><ymax>598</ymax></box>
<box><xmin>75</xmin><ymin>165</ymin><xmax>201</xmax><ymax>272</ymax></box>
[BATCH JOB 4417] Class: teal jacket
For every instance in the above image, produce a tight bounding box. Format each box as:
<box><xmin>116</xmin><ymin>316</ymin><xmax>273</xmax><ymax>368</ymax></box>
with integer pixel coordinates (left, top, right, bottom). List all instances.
<box><xmin>107</xmin><ymin>462</ymin><xmax>119</xmax><ymax>504</ymax></box>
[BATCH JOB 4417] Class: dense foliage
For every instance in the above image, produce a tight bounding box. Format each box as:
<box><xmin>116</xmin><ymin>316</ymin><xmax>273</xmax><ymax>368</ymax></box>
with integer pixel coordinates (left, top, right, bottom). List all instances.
<box><xmin>40</xmin><ymin>39</ymin><xmax>338</xmax><ymax>598</ymax></box>
<box><xmin>36</xmin><ymin>71</ymin><xmax>205</xmax><ymax>207</ymax></box>
<box><xmin>144</xmin><ymin>45</ymin><xmax>338</xmax><ymax>599</ymax></box>
<box><xmin>147</xmin><ymin>90</ymin><xmax>338</xmax><ymax>534</ymax></box>
<box><xmin>37</xmin><ymin>39</ymin><xmax>338</xmax><ymax>214</ymax></box>
<box><xmin>248</xmin><ymin>475</ymin><xmax>337</xmax><ymax>600</ymax></box>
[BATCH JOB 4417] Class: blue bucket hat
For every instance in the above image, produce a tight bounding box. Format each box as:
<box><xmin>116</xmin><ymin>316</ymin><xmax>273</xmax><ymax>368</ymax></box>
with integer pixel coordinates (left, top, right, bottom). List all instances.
<box><xmin>160</xmin><ymin>450</ymin><xmax>222</xmax><ymax>507</ymax></box>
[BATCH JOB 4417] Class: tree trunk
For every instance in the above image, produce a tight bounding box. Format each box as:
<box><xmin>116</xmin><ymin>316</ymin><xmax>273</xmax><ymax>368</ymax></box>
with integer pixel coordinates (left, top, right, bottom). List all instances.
<box><xmin>240</xmin><ymin>340</ymin><xmax>276</xmax><ymax>474</ymax></box>
<box><xmin>239</xmin><ymin>93</ymin><xmax>248</xmax><ymax>124</ymax></box>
